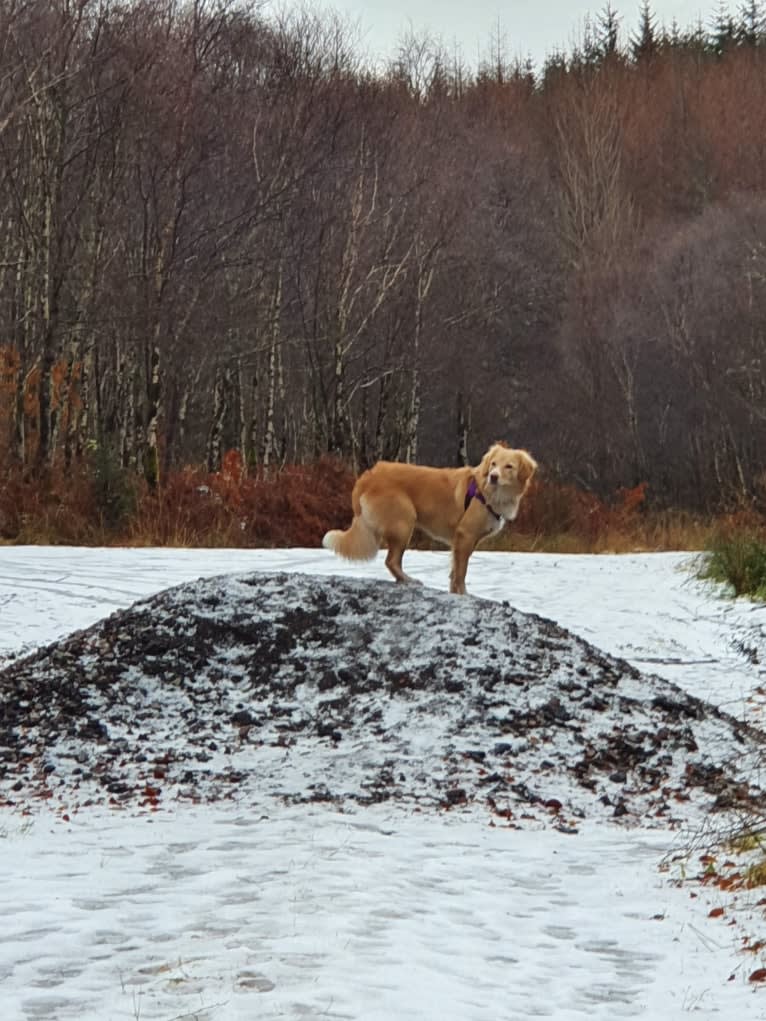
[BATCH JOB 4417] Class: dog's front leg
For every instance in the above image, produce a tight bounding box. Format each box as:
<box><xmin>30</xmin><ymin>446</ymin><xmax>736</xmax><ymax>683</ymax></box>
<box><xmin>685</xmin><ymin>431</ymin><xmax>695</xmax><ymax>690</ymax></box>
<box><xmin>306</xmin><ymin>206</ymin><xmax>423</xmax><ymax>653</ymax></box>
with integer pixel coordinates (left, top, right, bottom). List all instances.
<box><xmin>450</xmin><ymin>527</ymin><xmax>475</xmax><ymax>595</ymax></box>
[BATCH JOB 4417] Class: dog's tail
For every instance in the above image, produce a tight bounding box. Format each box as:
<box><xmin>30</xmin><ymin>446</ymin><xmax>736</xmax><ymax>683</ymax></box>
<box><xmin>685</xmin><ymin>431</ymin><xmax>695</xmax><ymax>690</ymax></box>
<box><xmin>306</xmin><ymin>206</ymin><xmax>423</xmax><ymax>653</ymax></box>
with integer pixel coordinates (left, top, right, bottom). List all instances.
<box><xmin>322</xmin><ymin>503</ymin><xmax>379</xmax><ymax>562</ymax></box>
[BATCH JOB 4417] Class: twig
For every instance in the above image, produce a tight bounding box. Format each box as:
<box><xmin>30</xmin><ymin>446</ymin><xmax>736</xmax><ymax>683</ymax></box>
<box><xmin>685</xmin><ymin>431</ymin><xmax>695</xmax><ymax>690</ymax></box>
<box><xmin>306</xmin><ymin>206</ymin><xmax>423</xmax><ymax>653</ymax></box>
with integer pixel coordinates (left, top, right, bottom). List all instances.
<box><xmin>161</xmin><ymin>1003</ymin><xmax>229</xmax><ymax>1021</ymax></box>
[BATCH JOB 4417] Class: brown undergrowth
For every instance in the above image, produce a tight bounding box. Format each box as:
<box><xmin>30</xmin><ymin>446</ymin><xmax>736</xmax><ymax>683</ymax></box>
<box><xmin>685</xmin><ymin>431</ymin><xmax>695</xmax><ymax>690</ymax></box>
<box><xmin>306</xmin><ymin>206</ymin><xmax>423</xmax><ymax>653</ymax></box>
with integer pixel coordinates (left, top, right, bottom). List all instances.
<box><xmin>0</xmin><ymin>453</ymin><xmax>760</xmax><ymax>552</ymax></box>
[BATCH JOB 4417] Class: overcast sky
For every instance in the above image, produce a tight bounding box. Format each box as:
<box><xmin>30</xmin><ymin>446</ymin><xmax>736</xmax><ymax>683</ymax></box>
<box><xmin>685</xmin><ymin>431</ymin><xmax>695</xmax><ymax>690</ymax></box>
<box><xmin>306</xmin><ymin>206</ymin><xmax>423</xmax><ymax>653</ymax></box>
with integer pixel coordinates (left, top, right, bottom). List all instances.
<box><xmin>325</xmin><ymin>1</ymin><xmax>711</xmax><ymax>68</ymax></box>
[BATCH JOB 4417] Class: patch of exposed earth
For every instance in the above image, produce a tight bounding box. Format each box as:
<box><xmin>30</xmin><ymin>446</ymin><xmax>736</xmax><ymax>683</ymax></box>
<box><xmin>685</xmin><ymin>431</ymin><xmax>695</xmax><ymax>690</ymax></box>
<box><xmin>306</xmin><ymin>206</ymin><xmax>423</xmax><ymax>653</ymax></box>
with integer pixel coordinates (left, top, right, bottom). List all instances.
<box><xmin>1</xmin><ymin>572</ymin><xmax>764</xmax><ymax>827</ymax></box>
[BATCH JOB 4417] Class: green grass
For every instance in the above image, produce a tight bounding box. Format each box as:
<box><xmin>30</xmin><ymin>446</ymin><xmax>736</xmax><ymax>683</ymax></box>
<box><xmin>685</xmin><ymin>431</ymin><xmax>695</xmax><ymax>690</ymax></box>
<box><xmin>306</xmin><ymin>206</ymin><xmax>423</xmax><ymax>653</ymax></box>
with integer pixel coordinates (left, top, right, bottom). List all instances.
<box><xmin>697</xmin><ymin>532</ymin><xmax>766</xmax><ymax>600</ymax></box>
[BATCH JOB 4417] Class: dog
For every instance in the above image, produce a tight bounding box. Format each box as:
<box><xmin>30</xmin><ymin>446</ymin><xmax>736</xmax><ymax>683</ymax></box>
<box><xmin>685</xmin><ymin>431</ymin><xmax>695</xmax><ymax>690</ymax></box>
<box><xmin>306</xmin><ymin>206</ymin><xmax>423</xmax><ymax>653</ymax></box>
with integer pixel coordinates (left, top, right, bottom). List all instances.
<box><xmin>323</xmin><ymin>442</ymin><xmax>537</xmax><ymax>594</ymax></box>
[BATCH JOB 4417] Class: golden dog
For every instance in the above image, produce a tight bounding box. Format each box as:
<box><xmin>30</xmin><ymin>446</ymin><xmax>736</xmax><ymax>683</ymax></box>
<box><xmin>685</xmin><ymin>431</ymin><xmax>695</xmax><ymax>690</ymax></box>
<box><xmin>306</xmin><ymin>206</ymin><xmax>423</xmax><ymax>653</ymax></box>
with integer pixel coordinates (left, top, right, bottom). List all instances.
<box><xmin>323</xmin><ymin>442</ymin><xmax>537</xmax><ymax>594</ymax></box>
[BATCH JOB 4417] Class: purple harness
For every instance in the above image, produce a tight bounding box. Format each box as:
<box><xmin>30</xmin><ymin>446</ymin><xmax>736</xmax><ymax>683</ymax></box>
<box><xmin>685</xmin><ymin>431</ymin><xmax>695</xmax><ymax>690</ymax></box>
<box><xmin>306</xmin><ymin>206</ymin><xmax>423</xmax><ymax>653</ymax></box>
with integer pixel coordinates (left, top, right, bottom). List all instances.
<box><xmin>464</xmin><ymin>478</ymin><xmax>501</xmax><ymax>520</ymax></box>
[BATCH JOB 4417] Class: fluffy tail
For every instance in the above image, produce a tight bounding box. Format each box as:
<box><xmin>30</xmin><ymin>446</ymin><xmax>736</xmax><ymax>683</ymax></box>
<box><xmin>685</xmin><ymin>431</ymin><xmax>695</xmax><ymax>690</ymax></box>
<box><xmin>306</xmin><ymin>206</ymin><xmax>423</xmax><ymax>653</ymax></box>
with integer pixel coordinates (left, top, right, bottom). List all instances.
<box><xmin>322</xmin><ymin>513</ymin><xmax>379</xmax><ymax>561</ymax></box>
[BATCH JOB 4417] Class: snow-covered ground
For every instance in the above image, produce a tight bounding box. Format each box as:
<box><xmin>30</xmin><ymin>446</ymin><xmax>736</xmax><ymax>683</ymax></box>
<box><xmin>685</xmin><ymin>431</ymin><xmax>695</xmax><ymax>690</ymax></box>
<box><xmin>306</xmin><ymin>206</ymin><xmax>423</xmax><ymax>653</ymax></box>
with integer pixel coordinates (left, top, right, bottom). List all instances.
<box><xmin>2</xmin><ymin>545</ymin><xmax>766</xmax><ymax>1020</ymax></box>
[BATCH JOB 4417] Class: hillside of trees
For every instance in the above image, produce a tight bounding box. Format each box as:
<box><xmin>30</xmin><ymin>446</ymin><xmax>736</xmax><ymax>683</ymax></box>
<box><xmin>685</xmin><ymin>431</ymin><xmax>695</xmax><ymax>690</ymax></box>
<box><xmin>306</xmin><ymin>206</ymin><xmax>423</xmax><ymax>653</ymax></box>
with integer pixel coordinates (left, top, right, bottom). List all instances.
<box><xmin>1</xmin><ymin>0</ymin><xmax>766</xmax><ymax>519</ymax></box>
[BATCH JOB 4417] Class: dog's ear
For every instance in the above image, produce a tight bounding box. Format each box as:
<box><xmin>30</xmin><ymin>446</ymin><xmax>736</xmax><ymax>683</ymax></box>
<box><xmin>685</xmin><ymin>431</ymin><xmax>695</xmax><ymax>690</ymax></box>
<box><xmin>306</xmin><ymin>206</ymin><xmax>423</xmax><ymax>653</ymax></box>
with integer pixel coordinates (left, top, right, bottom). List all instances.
<box><xmin>478</xmin><ymin>444</ymin><xmax>499</xmax><ymax>480</ymax></box>
<box><xmin>517</xmin><ymin>450</ymin><xmax>538</xmax><ymax>486</ymax></box>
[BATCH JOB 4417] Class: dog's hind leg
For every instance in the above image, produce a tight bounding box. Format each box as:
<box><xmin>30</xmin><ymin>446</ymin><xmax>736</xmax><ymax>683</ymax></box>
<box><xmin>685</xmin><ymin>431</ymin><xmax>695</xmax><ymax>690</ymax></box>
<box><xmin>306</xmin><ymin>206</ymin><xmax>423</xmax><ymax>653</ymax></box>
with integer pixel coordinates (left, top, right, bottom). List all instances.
<box><xmin>384</xmin><ymin>538</ymin><xmax>419</xmax><ymax>584</ymax></box>
<box><xmin>382</xmin><ymin>519</ymin><xmax>420</xmax><ymax>585</ymax></box>
<box><xmin>362</xmin><ymin>492</ymin><xmax>420</xmax><ymax>585</ymax></box>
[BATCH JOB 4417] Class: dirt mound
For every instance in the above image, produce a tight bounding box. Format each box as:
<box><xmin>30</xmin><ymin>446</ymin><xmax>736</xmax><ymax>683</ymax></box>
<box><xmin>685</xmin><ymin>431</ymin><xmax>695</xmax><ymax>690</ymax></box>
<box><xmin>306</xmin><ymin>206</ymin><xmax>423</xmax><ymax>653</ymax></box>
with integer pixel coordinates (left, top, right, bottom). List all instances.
<box><xmin>1</xmin><ymin>572</ymin><xmax>764</xmax><ymax>826</ymax></box>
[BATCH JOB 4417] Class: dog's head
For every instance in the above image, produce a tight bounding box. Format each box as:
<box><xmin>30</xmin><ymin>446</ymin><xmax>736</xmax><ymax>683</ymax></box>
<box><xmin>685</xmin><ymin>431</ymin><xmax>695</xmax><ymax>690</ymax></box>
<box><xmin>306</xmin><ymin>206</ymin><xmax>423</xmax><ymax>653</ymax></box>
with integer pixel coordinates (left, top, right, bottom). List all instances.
<box><xmin>478</xmin><ymin>442</ymin><xmax>537</xmax><ymax>515</ymax></box>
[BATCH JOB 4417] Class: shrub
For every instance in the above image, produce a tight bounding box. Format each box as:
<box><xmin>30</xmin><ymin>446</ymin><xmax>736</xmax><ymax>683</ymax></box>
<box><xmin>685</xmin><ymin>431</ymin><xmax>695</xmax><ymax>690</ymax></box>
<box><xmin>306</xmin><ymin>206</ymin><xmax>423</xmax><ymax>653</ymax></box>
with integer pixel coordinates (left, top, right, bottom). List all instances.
<box><xmin>507</xmin><ymin>478</ymin><xmax>651</xmax><ymax>552</ymax></box>
<box><xmin>697</xmin><ymin>531</ymin><xmax>766</xmax><ymax>600</ymax></box>
<box><xmin>0</xmin><ymin>453</ymin><xmax>759</xmax><ymax>553</ymax></box>
<box><xmin>0</xmin><ymin>462</ymin><xmax>104</xmax><ymax>544</ymax></box>
<box><xmin>125</xmin><ymin>454</ymin><xmax>355</xmax><ymax>548</ymax></box>
<box><xmin>88</xmin><ymin>441</ymin><xmax>137</xmax><ymax>532</ymax></box>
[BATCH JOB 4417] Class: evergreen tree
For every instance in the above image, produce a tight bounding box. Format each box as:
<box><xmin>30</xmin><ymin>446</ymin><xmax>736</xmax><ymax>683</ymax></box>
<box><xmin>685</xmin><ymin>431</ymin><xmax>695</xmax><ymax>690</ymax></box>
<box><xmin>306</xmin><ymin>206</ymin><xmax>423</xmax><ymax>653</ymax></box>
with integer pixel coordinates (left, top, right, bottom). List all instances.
<box><xmin>596</xmin><ymin>2</ymin><xmax>622</xmax><ymax>60</ymax></box>
<box><xmin>571</xmin><ymin>13</ymin><xmax>600</xmax><ymax>71</ymax></box>
<box><xmin>541</xmin><ymin>48</ymin><xmax>568</xmax><ymax>87</ymax></box>
<box><xmin>669</xmin><ymin>17</ymin><xmax>683</xmax><ymax>47</ymax></box>
<box><xmin>630</xmin><ymin>0</ymin><xmax>658</xmax><ymax>61</ymax></box>
<box><xmin>737</xmin><ymin>0</ymin><xmax>765</xmax><ymax>45</ymax></box>
<box><xmin>682</xmin><ymin>15</ymin><xmax>709</xmax><ymax>56</ymax></box>
<box><xmin>712</xmin><ymin>0</ymin><xmax>737</xmax><ymax>54</ymax></box>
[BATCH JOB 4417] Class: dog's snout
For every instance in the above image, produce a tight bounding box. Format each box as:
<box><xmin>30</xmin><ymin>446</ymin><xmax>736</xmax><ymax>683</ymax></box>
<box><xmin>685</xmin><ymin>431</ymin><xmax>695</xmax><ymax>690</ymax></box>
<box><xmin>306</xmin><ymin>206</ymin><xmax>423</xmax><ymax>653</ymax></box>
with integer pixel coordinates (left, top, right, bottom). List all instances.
<box><xmin>489</xmin><ymin>471</ymin><xmax>499</xmax><ymax>484</ymax></box>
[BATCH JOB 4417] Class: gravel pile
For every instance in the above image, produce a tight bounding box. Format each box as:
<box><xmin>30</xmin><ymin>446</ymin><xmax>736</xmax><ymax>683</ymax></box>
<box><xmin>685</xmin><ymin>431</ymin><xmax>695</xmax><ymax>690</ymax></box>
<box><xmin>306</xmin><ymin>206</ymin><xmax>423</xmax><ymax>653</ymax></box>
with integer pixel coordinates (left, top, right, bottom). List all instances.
<box><xmin>1</xmin><ymin>572</ymin><xmax>764</xmax><ymax>826</ymax></box>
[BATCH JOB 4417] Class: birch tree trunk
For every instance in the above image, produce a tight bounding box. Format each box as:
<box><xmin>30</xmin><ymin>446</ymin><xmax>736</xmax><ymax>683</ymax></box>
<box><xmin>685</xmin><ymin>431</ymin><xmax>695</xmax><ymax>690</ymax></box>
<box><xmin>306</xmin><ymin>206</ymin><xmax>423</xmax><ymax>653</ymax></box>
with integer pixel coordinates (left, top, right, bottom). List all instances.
<box><xmin>117</xmin><ymin>343</ymin><xmax>138</xmax><ymax>469</ymax></box>
<box><xmin>247</xmin><ymin>371</ymin><xmax>259</xmax><ymax>471</ymax></box>
<box><xmin>262</xmin><ymin>266</ymin><xmax>283</xmax><ymax>469</ymax></box>
<box><xmin>59</xmin><ymin>345</ymin><xmax>79</xmax><ymax>467</ymax></box>
<box><xmin>36</xmin><ymin>174</ymin><xmax>63</xmax><ymax>471</ymax></box>
<box><xmin>403</xmin><ymin>255</ymin><xmax>435</xmax><ymax>463</ymax></box>
<box><xmin>143</xmin><ymin>342</ymin><xmax>162</xmax><ymax>488</ymax></box>
<box><xmin>77</xmin><ymin>333</ymin><xmax>98</xmax><ymax>459</ymax></box>
<box><xmin>236</xmin><ymin>356</ymin><xmax>249</xmax><ymax>473</ymax></box>
<box><xmin>456</xmin><ymin>392</ymin><xmax>470</xmax><ymax>466</ymax></box>
<box><xmin>207</xmin><ymin>365</ymin><xmax>231</xmax><ymax>473</ymax></box>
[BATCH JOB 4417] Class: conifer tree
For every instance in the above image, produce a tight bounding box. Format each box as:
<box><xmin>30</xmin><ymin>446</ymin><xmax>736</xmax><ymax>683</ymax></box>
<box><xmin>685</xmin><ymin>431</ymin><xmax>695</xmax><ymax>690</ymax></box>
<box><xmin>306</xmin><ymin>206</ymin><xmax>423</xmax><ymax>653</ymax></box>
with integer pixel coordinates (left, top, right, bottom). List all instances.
<box><xmin>631</xmin><ymin>1</ymin><xmax>658</xmax><ymax>61</ymax></box>
<box><xmin>596</xmin><ymin>2</ymin><xmax>622</xmax><ymax>60</ymax></box>
<box><xmin>712</xmin><ymin>0</ymin><xmax>737</xmax><ymax>54</ymax></box>
<box><xmin>737</xmin><ymin>0</ymin><xmax>765</xmax><ymax>45</ymax></box>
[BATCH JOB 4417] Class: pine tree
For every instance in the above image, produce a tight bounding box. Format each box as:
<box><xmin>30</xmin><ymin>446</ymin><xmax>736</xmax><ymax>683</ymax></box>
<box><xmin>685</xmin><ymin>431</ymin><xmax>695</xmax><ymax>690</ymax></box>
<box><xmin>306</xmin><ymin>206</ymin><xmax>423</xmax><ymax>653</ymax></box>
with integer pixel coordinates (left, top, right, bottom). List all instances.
<box><xmin>630</xmin><ymin>0</ymin><xmax>658</xmax><ymax>61</ymax></box>
<box><xmin>737</xmin><ymin>0</ymin><xmax>765</xmax><ymax>45</ymax></box>
<box><xmin>596</xmin><ymin>2</ymin><xmax>622</xmax><ymax>60</ymax></box>
<box><xmin>712</xmin><ymin>0</ymin><xmax>737</xmax><ymax>54</ymax></box>
<box><xmin>681</xmin><ymin>15</ymin><xmax>709</xmax><ymax>56</ymax></box>
<box><xmin>571</xmin><ymin>13</ymin><xmax>600</xmax><ymax>70</ymax></box>
<box><xmin>541</xmin><ymin>48</ymin><xmax>568</xmax><ymax>88</ymax></box>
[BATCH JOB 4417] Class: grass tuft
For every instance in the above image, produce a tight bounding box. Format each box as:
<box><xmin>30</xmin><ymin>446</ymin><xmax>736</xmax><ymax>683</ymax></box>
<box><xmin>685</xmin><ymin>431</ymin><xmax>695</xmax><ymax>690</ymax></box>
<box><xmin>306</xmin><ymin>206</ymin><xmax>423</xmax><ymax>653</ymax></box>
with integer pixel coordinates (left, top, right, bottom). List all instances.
<box><xmin>745</xmin><ymin>860</ymin><xmax>766</xmax><ymax>889</ymax></box>
<box><xmin>697</xmin><ymin>531</ymin><xmax>766</xmax><ymax>600</ymax></box>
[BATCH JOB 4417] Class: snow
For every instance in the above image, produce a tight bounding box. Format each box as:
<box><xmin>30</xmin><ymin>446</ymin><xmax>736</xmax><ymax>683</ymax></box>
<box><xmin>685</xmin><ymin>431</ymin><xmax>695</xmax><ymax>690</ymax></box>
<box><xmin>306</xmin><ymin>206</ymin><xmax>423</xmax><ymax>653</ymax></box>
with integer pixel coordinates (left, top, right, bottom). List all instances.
<box><xmin>2</xmin><ymin>545</ymin><xmax>766</xmax><ymax>1020</ymax></box>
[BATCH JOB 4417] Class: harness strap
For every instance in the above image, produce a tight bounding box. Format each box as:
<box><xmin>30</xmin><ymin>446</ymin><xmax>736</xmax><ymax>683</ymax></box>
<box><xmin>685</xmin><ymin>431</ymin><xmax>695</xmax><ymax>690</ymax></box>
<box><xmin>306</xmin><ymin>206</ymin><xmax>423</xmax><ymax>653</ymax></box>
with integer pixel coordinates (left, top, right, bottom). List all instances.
<box><xmin>464</xmin><ymin>478</ymin><xmax>501</xmax><ymax>521</ymax></box>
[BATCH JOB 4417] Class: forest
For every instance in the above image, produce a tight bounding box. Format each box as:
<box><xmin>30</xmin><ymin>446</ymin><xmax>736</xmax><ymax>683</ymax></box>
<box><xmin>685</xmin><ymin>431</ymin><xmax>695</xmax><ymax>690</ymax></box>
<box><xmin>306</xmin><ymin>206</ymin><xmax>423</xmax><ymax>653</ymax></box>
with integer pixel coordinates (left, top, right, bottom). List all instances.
<box><xmin>1</xmin><ymin>0</ymin><xmax>766</xmax><ymax>544</ymax></box>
